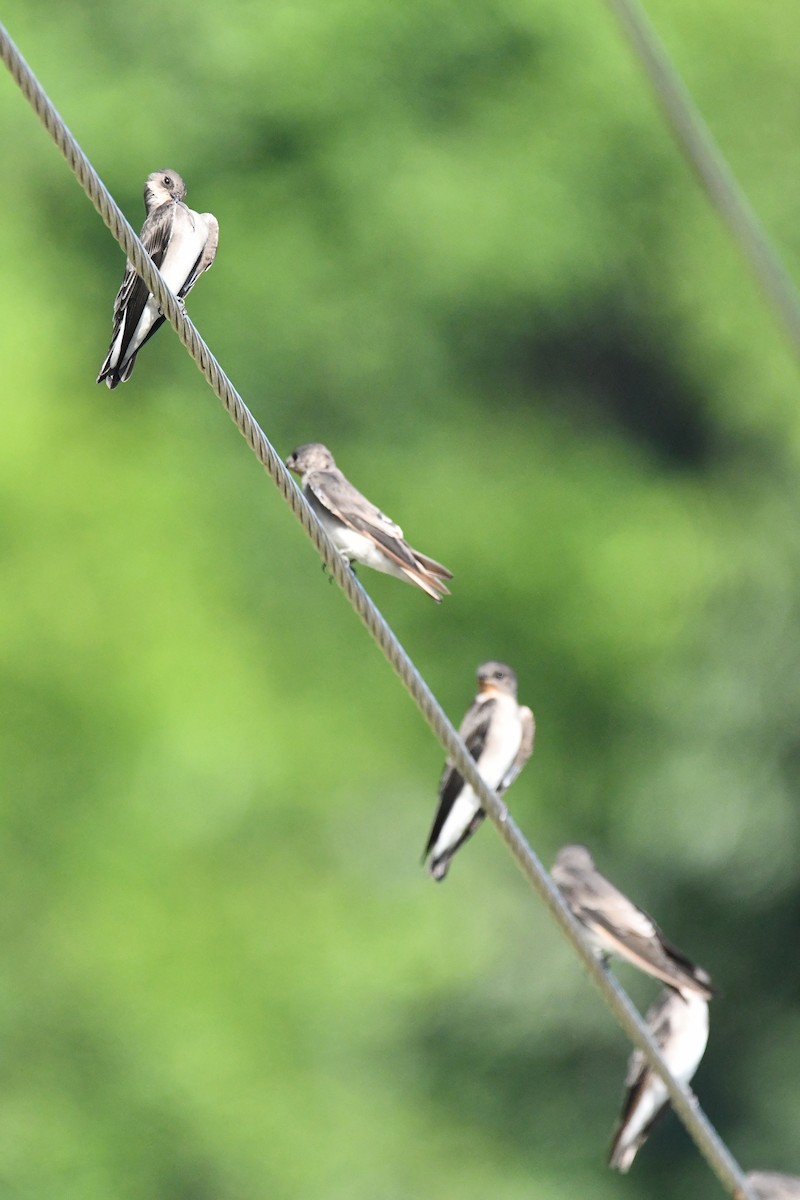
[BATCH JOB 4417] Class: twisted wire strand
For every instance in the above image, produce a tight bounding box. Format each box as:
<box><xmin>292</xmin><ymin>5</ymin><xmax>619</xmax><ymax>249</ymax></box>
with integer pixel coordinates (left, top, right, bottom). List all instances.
<box><xmin>604</xmin><ymin>0</ymin><xmax>800</xmax><ymax>365</ymax></box>
<box><xmin>0</xmin><ymin>20</ymin><xmax>756</xmax><ymax>1199</ymax></box>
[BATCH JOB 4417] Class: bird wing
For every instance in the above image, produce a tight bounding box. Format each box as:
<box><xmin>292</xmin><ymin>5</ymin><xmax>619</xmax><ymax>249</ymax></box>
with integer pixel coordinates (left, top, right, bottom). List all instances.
<box><xmin>656</xmin><ymin>933</ymin><xmax>715</xmax><ymax>996</ymax></box>
<box><xmin>423</xmin><ymin>699</ymin><xmax>495</xmax><ymax>857</ymax></box>
<box><xmin>607</xmin><ymin>990</ymin><xmax>678</xmax><ymax>1171</ymax></box>
<box><xmin>623</xmin><ymin>988</ymin><xmax>675</xmax><ymax>1087</ymax></box>
<box><xmin>583</xmin><ymin>886</ymin><xmax>711</xmax><ymax>995</ymax></box>
<box><xmin>179</xmin><ymin>211</ymin><xmax>219</xmax><ymax>297</ymax></box>
<box><xmin>307</xmin><ymin>469</ymin><xmax>423</xmax><ymax>573</ymax></box>
<box><xmin>498</xmin><ymin>706</ymin><xmax>535</xmax><ymax>794</ymax></box>
<box><xmin>576</xmin><ymin>876</ymin><xmax>660</xmax><ymax>947</ymax></box>
<box><xmin>111</xmin><ymin>202</ymin><xmax>175</xmax><ymax>332</ymax></box>
<box><xmin>411</xmin><ymin>550</ymin><xmax>453</xmax><ymax>581</ymax></box>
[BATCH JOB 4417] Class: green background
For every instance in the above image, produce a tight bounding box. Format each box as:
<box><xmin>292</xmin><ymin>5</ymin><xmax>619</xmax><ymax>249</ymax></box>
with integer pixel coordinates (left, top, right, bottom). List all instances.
<box><xmin>1</xmin><ymin>1</ymin><xmax>799</xmax><ymax>1195</ymax></box>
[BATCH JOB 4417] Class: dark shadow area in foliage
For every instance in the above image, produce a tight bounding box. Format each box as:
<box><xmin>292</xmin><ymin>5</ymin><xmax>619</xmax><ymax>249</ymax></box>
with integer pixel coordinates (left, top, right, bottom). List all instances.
<box><xmin>402</xmin><ymin>992</ymin><xmax>615</xmax><ymax>1156</ymax></box>
<box><xmin>399</xmin><ymin>22</ymin><xmax>548</xmax><ymax>127</ymax></box>
<box><xmin>446</xmin><ymin>296</ymin><xmax>718</xmax><ymax>469</ymax></box>
<box><xmin>530</xmin><ymin>308</ymin><xmax>714</xmax><ymax>469</ymax></box>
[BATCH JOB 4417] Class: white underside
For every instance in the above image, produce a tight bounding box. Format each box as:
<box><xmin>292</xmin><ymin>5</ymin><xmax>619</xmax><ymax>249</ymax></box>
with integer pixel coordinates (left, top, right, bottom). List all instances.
<box><xmin>314</xmin><ymin>507</ymin><xmax>410</xmax><ymax>581</ymax></box>
<box><xmin>617</xmin><ymin>991</ymin><xmax>708</xmax><ymax>1157</ymax></box>
<box><xmin>432</xmin><ymin>695</ymin><xmax>523</xmax><ymax>858</ymax></box>
<box><xmin>116</xmin><ymin>208</ymin><xmax>212</xmax><ymax>370</ymax></box>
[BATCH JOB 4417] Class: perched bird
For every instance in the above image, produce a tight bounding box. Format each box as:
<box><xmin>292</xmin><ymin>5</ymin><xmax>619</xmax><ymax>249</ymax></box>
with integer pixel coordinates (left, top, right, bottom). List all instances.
<box><xmin>746</xmin><ymin>1173</ymin><xmax>800</xmax><ymax>1199</ymax></box>
<box><xmin>423</xmin><ymin>661</ymin><xmax>534</xmax><ymax>880</ymax></box>
<box><xmin>608</xmin><ymin>985</ymin><xmax>709</xmax><ymax>1172</ymax></box>
<box><xmin>285</xmin><ymin>443</ymin><xmax>452</xmax><ymax>601</ymax></box>
<box><xmin>550</xmin><ymin>844</ymin><xmax>713</xmax><ymax>998</ymax></box>
<box><xmin>97</xmin><ymin>169</ymin><xmax>219</xmax><ymax>387</ymax></box>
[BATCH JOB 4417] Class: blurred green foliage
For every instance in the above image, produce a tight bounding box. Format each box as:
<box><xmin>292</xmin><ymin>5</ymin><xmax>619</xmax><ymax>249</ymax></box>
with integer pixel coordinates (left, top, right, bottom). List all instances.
<box><xmin>1</xmin><ymin>0</ymin><xmax>800</xmax><ymax>1196</ymax></box>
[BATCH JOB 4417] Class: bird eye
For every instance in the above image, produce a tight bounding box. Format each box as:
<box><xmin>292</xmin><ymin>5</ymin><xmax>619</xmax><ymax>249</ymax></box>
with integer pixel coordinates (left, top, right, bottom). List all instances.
<box><xmin>164</xmin><ymin>176</ymin><xmax>172</xmax><ymax>188</ymax></box>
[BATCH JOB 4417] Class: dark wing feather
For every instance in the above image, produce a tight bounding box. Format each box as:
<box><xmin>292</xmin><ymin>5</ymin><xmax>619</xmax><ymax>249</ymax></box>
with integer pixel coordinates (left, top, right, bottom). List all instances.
<box><xmin>306</xmin><ymin>468</ymin><xmax>450</xmax><ymax>599</ymax></box>
<box><xmin>358</xmin><ymin>520</ymin><xmax>440</xmax><ymax>576</ymax></box>
<box><xmin>412</xmin><ymin>550</ymin><xmax>453</xmax><ymax>581</ymax></box>
<box><xmin>657</xmin><ymin>933</ymin><xmax>715</xmax><ymax>996</ymax></box>
<box><xmin>427</xmin><ymin>811</ymin><xmax>486</xmax><ymax>880</ymax></box>
<box><xmin>623</xmin><ymin>989</ymin><xmax>675</xmax><ymax>1086</ymax></box>
<box><xmin>608</xmin><ymin>1077</ymin><xmax>668</xmax><ymax>1169</ymax></box>
<box><xmin>586</xmin><ymin>904</ymin><xmax>658</xmax><ymax>948</ymax></box>
<box><xmin>586</xmin><ymin>906</ymin><xmax>713</xmax><ymax>997</ymax></box>
<box><xmin>109</xmin><ymin>203</ymin><xmax>175</xmax><ymax>352</ymax></box>
<box><xmin>307</xmin><ymin>469</ymin><xmax>422</xmax><ymax>573</ymax></box>
<box><xmin>423</xmin><ymin>699</ymin><xmax>495</xmax><ymax>857</ymax></box>
<box><xmin>573</xmin><ymin>872</ymin><xmax>659</xmax><ymax>941</ymax></box>
<box><xmin>608</xmin><ymin>991</ymin><xmax>676</xmax><ymax>1169</ymax></box>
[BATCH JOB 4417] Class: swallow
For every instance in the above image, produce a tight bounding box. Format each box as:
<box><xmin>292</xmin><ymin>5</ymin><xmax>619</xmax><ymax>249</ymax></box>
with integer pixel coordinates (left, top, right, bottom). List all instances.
<box><xmin>745</xmin><ymin>1175</ymin><xmax>800</xmax><ymax>1199</ymax></box>
<box><xmin>97</xmin><ymin>169</ymin><xmax>219</xmax><ymax>387</ymax></box>
<box><xmin>608</xmin><ymin>985</ymin><xmax>709</xmax><ymax>1172</ymax></box>
<box><xmin>550</xmin><ymin>844</ymin><xmax>714</xmax><ymax>998</ymax></box>
<box><xmin>422</xmin><ymin>661</ymin><xmax>534</xmax><ymax>880</ymax></box>
<box><xmin>285</xmin><ymin>443</ymin><xmax>453</xmax><ymax>601</ymax></box>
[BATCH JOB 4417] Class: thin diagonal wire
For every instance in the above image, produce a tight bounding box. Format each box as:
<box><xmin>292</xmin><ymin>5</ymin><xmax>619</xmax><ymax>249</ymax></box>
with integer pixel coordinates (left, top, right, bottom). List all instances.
<box><xmin>0</xmin><ymin>20</ymin><xmax>755</xmax><ymax>1200</ymax></box>
<box><xmin>603</xmin><ymin>0</ymin><xmax>800</xmax><ymax>366</ymax></box>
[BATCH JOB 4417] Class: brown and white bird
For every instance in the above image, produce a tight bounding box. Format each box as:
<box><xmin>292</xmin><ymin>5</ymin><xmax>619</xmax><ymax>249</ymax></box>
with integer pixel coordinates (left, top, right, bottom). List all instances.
<box><xmin>551</xmin><ymin>844</ymin><xmax>714</xmax><ymax>998</ymax></box>
<box><xmin>608</xmin><ymin>985</ymin><xmax>709</xmax><ymax>1172</ymax></box>
<box><xmin>97</xmin><ymin>169</ymin><xmax>218</xmax><ymax>387</ymax></box>
<box><xmin>423</xmin><ymin>661</ymin><xmax>534</xmax><ymax>880</ymax></box>
<box><xmin>285</xmin><ymin>443</ymin><xmax>452</xmax><ymax>601</ymax></box>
